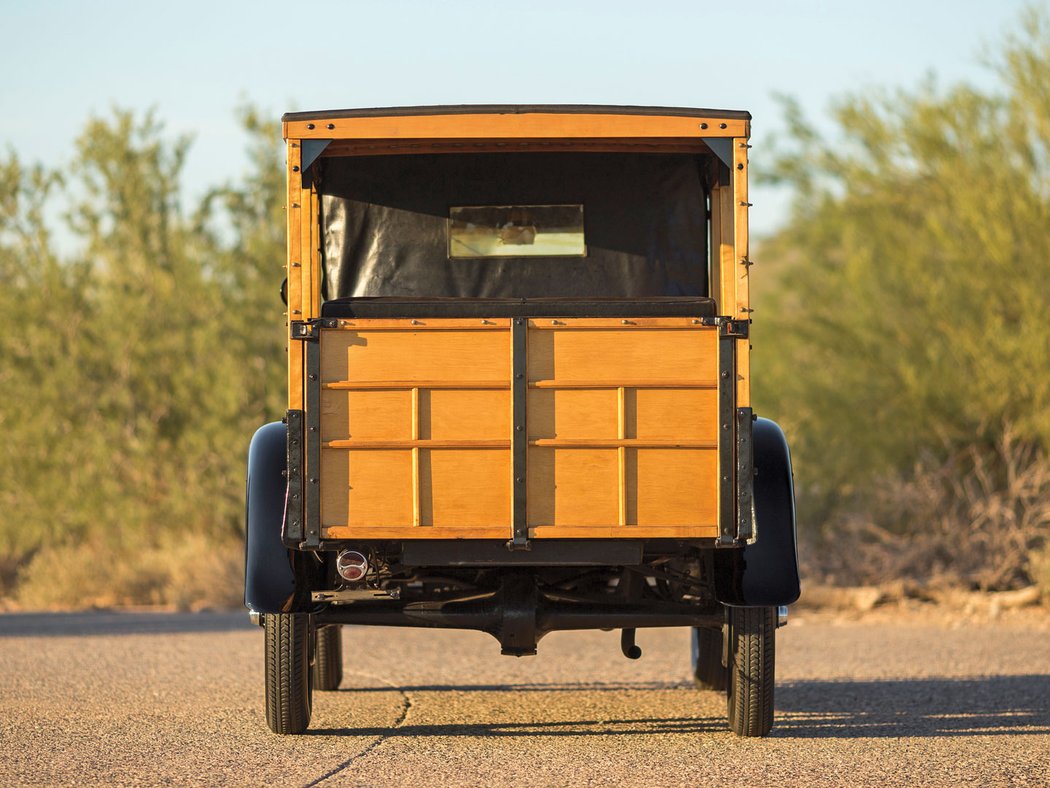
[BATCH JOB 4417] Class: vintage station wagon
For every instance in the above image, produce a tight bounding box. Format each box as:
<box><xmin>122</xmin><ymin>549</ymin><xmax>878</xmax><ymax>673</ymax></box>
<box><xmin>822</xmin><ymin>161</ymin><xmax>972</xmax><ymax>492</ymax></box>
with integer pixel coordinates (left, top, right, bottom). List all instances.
<box><xmin>245</xmin><ymin>105</ymin><xmax>800</xmax><ymax>737</ymax></box>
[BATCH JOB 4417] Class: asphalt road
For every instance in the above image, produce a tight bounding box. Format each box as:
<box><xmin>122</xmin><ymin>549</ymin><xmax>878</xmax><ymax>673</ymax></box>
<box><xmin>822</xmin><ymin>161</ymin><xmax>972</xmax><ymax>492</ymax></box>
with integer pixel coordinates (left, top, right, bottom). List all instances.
<box><xmin>1</xmin><ymin>610</ymin><xmax>1048</xmax><ymax>786</ymax></box>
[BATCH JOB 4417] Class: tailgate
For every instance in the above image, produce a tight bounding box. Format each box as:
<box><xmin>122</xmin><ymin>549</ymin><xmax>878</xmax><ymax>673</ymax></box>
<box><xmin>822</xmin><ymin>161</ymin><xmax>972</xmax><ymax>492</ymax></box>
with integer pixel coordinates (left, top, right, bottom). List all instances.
<box><xmin>312</xmin><ymin>317</ymin><xmax>724</xmax><ymax>541</ymax></box>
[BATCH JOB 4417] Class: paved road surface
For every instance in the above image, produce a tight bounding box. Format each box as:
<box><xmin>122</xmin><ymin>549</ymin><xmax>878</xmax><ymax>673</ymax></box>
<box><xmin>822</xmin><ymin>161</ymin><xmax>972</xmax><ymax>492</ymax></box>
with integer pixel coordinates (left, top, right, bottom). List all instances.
<box><xmin>1</xmin><ymin>610</ymin><xmax>1048</xmax><ymax>786</ymax></box>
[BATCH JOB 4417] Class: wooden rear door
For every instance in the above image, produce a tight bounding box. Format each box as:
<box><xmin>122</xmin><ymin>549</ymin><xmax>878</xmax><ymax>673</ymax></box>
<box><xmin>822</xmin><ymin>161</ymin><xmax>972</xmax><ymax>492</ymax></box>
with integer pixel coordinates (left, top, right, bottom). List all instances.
<box><xmin>316</xmin><ymin>317</ymin><xmax>720</xmax><ymax>541</ymax></box>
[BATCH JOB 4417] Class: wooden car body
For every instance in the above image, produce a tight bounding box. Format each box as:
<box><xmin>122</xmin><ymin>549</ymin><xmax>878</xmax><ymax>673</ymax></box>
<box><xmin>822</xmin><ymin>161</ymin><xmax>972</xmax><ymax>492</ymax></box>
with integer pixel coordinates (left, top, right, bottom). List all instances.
<box><xmin>245</xmin><ymin>106</ymin><xmax>799</xmax><ymax>737</ymax></box>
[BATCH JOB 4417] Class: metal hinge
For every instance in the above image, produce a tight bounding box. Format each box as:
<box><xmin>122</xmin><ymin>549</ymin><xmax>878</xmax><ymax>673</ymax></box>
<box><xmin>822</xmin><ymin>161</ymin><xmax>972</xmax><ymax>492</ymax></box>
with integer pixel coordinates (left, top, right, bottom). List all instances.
<box><xmin>290</xmin><ymin>318</ymin><xmax>338</xmax><ymax>341</ymax></box>
<box><xmin>700</xmin><ymin>316</ymin><xmax>751</xmax><ymax>339</ymax></box>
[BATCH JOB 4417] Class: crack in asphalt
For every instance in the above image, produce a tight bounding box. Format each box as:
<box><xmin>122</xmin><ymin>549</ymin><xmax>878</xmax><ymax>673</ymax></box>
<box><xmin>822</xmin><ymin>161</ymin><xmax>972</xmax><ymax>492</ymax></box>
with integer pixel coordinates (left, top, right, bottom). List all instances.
<box><xmin>305</xmin><ymin>672</ymin><xmax>414</xmax><ymax>787</ymax></box>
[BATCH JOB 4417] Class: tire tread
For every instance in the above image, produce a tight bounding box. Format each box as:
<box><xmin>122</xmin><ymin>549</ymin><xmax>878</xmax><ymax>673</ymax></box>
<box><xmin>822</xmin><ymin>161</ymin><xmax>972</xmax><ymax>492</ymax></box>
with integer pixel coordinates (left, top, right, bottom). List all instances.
<box><xmin>727</xmin><ymin>606</ymin><xmax>775</xmax><ymax>737</ymax></box>
<box><xmin>264</xmin><ymin>613</ymin><xmax>312</xmax><ymax>734</ymax></box>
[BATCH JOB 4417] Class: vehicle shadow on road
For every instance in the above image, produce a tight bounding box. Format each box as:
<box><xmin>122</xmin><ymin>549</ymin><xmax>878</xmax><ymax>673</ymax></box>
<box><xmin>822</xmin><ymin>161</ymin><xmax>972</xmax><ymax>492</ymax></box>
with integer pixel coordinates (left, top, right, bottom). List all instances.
<box><xmin>0</xmin><ymin>611</ymin><xmax>252</xmax><ymax>637</ymax></box>
<box><xmin>775</xmin><ymin>675</ymin><xmax>1050</xmax><ymax>738</ymax></box>
<box><xmin>311</xmin><ymin>675</ymin><xmax>1050</xmax><ymax>740</ymax></box>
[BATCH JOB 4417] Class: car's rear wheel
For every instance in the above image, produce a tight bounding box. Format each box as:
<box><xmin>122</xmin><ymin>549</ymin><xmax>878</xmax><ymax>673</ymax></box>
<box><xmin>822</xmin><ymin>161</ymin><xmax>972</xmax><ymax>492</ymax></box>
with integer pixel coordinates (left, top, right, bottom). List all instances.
<box><xmin>312</xmin><ymin>624</ymin><xmax>343</xmax><ymax>691</ymax></box>
<box><xmin>265</xmin><ymin>612</ymin><xmax>312</xmax><ymax>734</ymax></box>
<box><xmin>690</xmin><ymin>625</ymin><xmax>727</xmax><ymax>691</ymax></box>
<box><xmin>726</xmin><ymin>606</ymin><xmax>775</xmax><ymax>737</ymax></box>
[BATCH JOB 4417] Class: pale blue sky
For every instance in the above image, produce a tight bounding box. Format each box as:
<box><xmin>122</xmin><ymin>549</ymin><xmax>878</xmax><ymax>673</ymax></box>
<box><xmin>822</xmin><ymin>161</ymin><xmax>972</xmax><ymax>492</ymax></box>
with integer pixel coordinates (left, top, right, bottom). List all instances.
<box><xmin>1</xmin><ymin>0</ymin><xmax>1036</xmax><ymax>237</ymax></box>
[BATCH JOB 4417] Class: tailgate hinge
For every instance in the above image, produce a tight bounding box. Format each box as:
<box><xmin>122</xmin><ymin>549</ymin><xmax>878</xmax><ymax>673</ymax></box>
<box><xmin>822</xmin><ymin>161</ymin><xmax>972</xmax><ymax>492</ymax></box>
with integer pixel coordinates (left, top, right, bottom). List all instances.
<box><xmin>701</xmin><ymin>316</ymin><xmax>751</xmax><ymax>339</ymax></box>
<box><xmin>290</xmin><ymin>318</ymin><xmax>338</xmax><ymax>341</ymax></box>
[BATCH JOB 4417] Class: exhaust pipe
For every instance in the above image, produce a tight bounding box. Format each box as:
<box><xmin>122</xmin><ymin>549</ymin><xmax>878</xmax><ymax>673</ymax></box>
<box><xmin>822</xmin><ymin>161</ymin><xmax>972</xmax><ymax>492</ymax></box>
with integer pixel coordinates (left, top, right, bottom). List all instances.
<box><xmin>336</xmin><ymin>550</ymin><xmax>369</xmax><ymax>584</ymax></box>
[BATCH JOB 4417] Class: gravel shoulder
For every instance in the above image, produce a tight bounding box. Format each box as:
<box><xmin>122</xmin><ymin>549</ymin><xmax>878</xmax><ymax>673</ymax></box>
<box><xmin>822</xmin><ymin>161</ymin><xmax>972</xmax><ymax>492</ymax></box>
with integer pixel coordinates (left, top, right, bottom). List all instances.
<box><xmin>1</xmin><ymin>607</ymin><xmax>1048</xmax><ymax>786</ymax></box>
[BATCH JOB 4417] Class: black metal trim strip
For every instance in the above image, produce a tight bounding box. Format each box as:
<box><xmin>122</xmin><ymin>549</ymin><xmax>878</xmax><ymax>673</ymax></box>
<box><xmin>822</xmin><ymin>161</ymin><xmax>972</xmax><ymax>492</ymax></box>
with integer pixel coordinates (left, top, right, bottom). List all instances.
<box><xmin>509</xmin><ymin>318</ymin><xmax>530</xmax><ymax>551</ymax></box>
<box><xmin>320</xmin><ymin>297</ymin><xmax>717</xmax><ymax>320</ymax></box>
<box><xmin>282</xmin><ymin>409</ymin><xmax>305</xmax><ymax>546</ymax></box>
<box><xmin>717</xmin><ymin>335</ymin><xmax>737</xmax><ymax>546</ymax></box>
<box><xmin>736</xmin><ymin>407</ymin><xmax>754</xmax><ymax>541</ymax></box>
<box><xmin>304</xmin><ymin>339</ymin><xmax>322</xmax><ymax>549</ymax></box>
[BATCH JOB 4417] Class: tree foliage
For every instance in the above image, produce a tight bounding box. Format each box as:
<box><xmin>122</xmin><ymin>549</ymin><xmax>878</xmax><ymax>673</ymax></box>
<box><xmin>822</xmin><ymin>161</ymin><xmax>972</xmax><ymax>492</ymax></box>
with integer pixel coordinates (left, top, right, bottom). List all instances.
<box><xmin>754</xmin><ymin>10</ymin><xmax>1050</xmax><ymax>526</ymax></box>
<box><xmin>0</xmin><ymin>109</ymin><xmax>285</xmax><ymax>607</ymax></box>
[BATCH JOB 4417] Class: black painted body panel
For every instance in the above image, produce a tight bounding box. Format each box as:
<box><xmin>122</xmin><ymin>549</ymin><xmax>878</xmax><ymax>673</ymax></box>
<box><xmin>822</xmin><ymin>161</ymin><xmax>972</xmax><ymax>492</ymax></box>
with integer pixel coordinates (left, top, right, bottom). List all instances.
<box><xmin>244</xmin><ymin>422</ymin><xmax>297</xmax><ymax>613</ymax></box>
<box><xmin>715</xmin><ymin>418</ymin><xmax>801</xmax><ymax>606</ymax></box>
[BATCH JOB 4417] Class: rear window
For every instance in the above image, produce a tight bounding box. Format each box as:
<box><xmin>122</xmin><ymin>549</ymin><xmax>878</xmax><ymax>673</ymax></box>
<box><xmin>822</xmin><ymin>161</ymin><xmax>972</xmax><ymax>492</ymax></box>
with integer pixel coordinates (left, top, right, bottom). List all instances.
<box><xmin>448</xmin><ymin>204</ymin><xmax>585</xmax><ymax>259</ymax></box>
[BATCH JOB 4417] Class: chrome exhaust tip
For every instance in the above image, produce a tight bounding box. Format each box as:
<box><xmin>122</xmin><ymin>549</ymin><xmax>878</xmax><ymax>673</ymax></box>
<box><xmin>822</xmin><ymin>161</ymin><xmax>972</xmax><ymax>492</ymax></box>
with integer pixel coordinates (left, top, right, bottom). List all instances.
<box><xmin>777</xmin><ymin>605</ymin><xmax>789</xmax><ymax>628</ymax></box>
<box><xmin>336</xmin><ymin>550</ymin><xmax>369</xmax><ymax>584</ymax></box>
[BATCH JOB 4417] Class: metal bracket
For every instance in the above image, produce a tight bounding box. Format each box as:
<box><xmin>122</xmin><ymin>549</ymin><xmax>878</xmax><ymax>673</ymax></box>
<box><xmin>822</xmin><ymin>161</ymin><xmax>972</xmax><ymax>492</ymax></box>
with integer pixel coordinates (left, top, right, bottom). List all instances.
<box><xmin>282</xmin><ymin>409</ymin><xmax>305</xmax><ymax>546</ymax></box>
<box><xmin>311</xmin><ymin>588</ymin><xmax>401</xmax><ymax>603</ymax></box>
<box><xmin>508</xmin><ymin>318</ymin><xmax>530</xmax><ymax>551</ymax></box>
<box><xmin>716</xmin><ymin>334</ymin><xmax>737</xmax><ymax>547</ymax></box>
<box><xmin>290</xmin><ymin>318</ymin><xmax>338</xmax><ymax>341</ymax></box>
<box><xmin>700</xmin><ymin>316</ymin><xmax>750</xmax><ymax>339</ymax></box>
<box><xmin>301</xmin><ymin>139</ymin><xmax>331</xmax><ymax>173</ymax></box>
<box><xmin>302</xmin><ymin>339</ymin><xmax>322</xmax><ymax>549</ymax></box>
<box><xmin>736</xmin><ymin>407</ymin><xmax>755</xmax><ymax>541</ymax></box>
<box><xmin>702</xmin><ymin>137</ymin><xmax>734</xmax><ymax>170</ymax></box>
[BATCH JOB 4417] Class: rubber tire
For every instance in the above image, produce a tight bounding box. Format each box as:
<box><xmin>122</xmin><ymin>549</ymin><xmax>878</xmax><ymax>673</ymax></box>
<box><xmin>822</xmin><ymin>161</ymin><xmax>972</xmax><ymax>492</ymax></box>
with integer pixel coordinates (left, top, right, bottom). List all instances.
<box><xmin>690</xmin><ymin>626</ymin><xmax>727</xmax><ymax>691</ymax></box>
<box><xmin>265</xmin><ymin>613</ymin><xmax>312</xmax><ymax>734</ymax></box>
<box><xmin>312</xmin><ymin>625</ymin><xmax>343</xmax><ymax>691</ymax></box>
<box><xmin>726</xmin><ymin>606</ymin><xmax>776</xmax><ymax>737</ymax></box>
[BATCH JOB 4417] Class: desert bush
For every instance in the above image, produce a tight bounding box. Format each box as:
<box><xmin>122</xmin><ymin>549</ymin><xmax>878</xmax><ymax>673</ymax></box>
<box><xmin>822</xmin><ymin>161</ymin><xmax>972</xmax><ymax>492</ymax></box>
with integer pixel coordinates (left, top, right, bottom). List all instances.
<box><xmin>0</xmin><ymin>108</ymin><xmax>285</xmax><ymax>610</ymax></box>
<box><xmin>809</xmin><ymin>426</ymin><xmax>1050</xmax><ymax>593</ymax></box>
<box><xmin>754</xmin><ymin>8</ymin><xmax>1050</xmax><ymax>593</ymax></box>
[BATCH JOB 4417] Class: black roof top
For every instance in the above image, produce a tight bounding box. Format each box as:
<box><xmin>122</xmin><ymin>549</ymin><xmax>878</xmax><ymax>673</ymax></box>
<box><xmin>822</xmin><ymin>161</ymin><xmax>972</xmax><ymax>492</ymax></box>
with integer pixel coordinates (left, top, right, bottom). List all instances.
<box><xmin>282</xmin><ymin>104</ymin><xmax>751</xmax><ymax>123</ymax></box>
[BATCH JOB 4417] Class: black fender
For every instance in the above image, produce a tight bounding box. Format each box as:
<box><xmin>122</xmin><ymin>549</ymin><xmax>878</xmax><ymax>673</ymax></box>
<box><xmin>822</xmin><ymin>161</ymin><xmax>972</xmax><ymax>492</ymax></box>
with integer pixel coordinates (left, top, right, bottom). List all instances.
<box><xmin>244</xmin><ymin>421</ymin><xmax>299</xmax><ymax>613</ymax></box>
<box><xmin>715</xmin><ymin>417</ymin><xmax>801</xmax><ymax>607</ymax></box>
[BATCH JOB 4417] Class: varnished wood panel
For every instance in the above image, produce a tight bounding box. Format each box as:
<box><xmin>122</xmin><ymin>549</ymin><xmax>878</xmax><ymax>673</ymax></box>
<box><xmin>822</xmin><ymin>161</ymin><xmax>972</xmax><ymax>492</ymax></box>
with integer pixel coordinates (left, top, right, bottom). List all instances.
<box><xmin>320</xmin><ymin>329</ymin><xmax>509</xmax><ymax>384</ymax></box>
<box><xmin>628</xmin><ymin>389</ymin><xmax>718</xmax><ymax>440</ymax></box>
<box><xmin>733</xmin><ymin>136</ymin><xmax>752</xmax><ymax>408</ymax></box>
<box><xmin>421</xmin><ymin>449</ymin><xmax>510</xmax><ymax>527</ymax></box>
<box><xmin>527</xmin><ymin>326</ymin><xmax>717</xmax><ymax>382</ymax></box>
<box><xmin>527</xmin><ymin>448</ymin><xmax>620</xmax><ymax>527</ymax></box>
<box><xmin>524</xmin><ymin>321</ymin><xmax>719</xmax><ymax>532</ymax></box>
<box><xmin>322</xmin><ymin>525</ymin><xmax>511</xmax><ymax>539</ymax></box>
<box><xmin>528</xmin><ymin>389</ymin><xmax>619</xmax><ymax>440</ymax></box>
<box><xmin>316</xmin><ymin>319</ymin><xmax>723</xmax><ymax>539</ymax></box>
<box><xmin>318</xmin><ymin>324</ymin><xmax>512</xmax><ymax>536</ymax></box>
<box><xmin>286</xmin><ymin>140</ymin><xmax>304</xmax><ymax>410</ymax></box>
<box><xmin>321</xmin><ymin>389</ymin><xmax>411</xmax><ymax>441</ymax></box>
<box><xmin>321</xmin><ymin>449</ymin><xmax>412</xmax><ymax>527</ymax></box>
<box><xmin>529</xmin><ymin>524</ymin><xmax>720</xmax><ymax>539</ymax></box>
<box><xmin>425</xmin><ymin>389</ymin><xmax>509</xmax><ymax>440</ymax></box>
<box><xmin>284</xmin><ymin>113</ymin><xmax>749</xmax><ymax>142</ymax></box>
<box><xmin>628</xmin><ymin>448</ymin><xmax>718</xmax><ymax>526</ymax></box>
